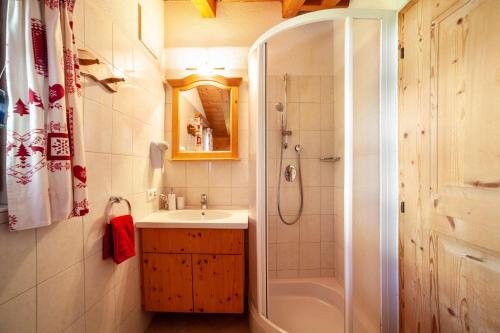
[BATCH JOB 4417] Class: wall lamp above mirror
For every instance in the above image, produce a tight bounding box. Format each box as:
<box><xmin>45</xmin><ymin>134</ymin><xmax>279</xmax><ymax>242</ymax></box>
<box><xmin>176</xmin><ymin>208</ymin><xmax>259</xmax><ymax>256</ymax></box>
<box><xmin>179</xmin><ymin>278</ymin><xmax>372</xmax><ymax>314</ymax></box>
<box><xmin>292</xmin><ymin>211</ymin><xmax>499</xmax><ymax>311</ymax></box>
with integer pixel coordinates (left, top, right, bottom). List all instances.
<box><xmin>167</xmin><ymin>74</ymin><xmax>242</xmax><ymax>160</ymax></box>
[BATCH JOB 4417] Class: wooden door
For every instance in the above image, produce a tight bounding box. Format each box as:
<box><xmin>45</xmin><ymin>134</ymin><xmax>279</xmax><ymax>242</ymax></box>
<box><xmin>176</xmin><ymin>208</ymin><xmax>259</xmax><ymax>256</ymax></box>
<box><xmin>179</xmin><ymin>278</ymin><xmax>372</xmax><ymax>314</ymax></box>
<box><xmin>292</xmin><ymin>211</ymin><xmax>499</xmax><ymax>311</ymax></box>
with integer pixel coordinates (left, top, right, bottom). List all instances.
<box><xmin>192</xmin><ymin>254</ymin><xmax>244</xmax><ymax>313</ymax></box>
<box><xmin>430</xmin><ymin>0</ymin><xmax>500</xmax><ymax>330</ymax></box>
<box><xmin>399</xmin><ymin>0</ymin><xmax>500</xmax><ymax>331</ymax></box>
<box><xmin>142</xmin><ymin>253</ymin><xmax>193</xmax><ymax>312</ymax></box>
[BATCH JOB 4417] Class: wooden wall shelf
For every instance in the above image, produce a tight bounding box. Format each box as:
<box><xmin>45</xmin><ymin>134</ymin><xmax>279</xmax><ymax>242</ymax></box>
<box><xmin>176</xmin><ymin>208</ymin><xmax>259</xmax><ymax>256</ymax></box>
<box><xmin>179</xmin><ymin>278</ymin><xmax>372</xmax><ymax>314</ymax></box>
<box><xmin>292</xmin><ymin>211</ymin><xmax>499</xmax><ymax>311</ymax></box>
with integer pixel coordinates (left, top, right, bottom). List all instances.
<box><xmin>78</xmin><ymin>48</ymin><xmax>125</xmax><ymax>93</ymax></box>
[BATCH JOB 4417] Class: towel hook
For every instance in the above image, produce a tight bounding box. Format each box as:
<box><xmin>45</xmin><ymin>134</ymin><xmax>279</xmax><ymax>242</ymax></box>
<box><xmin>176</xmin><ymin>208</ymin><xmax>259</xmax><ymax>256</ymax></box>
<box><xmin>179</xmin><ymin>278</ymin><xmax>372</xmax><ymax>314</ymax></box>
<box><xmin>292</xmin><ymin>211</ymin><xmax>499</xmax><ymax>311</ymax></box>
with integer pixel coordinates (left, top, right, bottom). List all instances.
<box><xmin>104</xmin><ymin>196</ymin><xmax>132</xmax><ymax>224</ymax></box>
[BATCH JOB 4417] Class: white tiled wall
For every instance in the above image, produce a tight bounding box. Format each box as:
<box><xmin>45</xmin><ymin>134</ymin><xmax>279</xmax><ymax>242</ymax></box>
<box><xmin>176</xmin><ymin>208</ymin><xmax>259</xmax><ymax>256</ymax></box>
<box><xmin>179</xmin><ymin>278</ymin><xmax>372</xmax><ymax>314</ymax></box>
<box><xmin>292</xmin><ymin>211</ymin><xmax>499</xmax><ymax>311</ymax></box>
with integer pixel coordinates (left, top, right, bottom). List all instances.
<box><xmin>266</xmin><ymin>75</ymin><xmax>337</xmax><ymax>279</ymax></box>
<box><xmin>0</xmin><ymin>1</ymin><xmax>165</xmax><ymax>332</ymax></box>
<box><xmin>163</xmin><ymin>80</ymin><xmax>249</xmax><ymax>208</ymax></box>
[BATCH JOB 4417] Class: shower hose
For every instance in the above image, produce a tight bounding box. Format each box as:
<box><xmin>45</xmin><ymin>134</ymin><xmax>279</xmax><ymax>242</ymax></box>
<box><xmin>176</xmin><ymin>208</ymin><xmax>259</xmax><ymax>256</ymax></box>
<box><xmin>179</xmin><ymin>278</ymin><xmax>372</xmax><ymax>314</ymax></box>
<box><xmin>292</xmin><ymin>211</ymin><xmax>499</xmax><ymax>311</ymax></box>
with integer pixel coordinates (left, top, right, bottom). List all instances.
<box><xmin>276</xmin><ymin>141</ymin><xmax>304</xmax><ymax>225</ymax></box>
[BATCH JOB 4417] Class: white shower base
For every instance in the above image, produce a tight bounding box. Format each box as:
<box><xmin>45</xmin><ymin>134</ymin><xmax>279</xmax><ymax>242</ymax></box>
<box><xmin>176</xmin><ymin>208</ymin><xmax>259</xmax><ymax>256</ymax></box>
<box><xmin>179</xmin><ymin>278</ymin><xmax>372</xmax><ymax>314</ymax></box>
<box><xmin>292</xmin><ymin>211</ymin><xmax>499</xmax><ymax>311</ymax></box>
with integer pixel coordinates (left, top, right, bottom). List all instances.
<box><xmin>267</xmin><ymin>278</ymin><xmax>344</xmax><ymax>333</ymax></box>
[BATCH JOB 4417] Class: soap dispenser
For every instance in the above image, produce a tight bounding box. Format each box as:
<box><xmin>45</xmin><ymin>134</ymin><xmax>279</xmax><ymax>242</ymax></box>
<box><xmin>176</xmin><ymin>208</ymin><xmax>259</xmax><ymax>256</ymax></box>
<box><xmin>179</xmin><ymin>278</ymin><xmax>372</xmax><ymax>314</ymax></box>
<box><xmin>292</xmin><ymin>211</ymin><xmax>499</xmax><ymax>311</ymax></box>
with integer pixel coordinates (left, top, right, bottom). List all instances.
<box><xmin>167</xmin><ymin>188</ymin><xmax>176</xmax><ymax>211</ymax></box>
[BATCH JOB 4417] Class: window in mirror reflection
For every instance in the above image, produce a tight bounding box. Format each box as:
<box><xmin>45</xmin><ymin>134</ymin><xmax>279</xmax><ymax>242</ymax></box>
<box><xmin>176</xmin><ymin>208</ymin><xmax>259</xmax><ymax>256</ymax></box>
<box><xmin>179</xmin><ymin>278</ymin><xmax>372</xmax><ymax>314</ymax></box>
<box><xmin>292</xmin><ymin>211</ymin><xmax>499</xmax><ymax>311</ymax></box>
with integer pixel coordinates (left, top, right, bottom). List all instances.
<box><xmin>178</xmin><ymin>85</ymin><xmax>231</xmax><ymax>152</ymax></box>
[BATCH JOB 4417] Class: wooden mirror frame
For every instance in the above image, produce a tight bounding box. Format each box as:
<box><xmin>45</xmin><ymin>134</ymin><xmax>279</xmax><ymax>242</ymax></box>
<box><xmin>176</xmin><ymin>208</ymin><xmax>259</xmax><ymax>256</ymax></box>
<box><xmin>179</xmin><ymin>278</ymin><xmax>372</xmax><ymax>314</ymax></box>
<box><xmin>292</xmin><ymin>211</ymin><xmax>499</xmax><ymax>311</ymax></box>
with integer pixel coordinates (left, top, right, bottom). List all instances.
<box><xmin>167</xmin><ymin>74</ymin><xmax>242</xmax><ymax>160</ymax></box>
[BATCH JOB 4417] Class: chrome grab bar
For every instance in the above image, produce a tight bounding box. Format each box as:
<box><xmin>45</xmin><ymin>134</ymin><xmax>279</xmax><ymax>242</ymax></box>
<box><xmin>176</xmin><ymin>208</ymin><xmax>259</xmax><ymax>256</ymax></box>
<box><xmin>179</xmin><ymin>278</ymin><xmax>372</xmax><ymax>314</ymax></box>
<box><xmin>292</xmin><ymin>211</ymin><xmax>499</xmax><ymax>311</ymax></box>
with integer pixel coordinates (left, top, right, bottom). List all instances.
<box><xmin>104</xmin><ymin>196</ymin><xmax>132</xmax><ymax>224</ymax></box>
<box><xmin>320</xmin><ymin>156</ymin><xmax>341</xmax><ymax>162</ymax></box>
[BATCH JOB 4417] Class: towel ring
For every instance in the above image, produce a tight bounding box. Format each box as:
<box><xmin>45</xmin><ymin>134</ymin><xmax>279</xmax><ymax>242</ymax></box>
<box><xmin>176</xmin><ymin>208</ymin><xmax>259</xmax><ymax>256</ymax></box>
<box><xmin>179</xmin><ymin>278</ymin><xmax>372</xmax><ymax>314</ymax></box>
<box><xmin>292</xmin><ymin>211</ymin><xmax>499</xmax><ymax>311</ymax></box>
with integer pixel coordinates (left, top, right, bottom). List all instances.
<box><xmin>104</xmin><ymin>196</ymin><xmax>132</xmax><ymax>224</ymax></box>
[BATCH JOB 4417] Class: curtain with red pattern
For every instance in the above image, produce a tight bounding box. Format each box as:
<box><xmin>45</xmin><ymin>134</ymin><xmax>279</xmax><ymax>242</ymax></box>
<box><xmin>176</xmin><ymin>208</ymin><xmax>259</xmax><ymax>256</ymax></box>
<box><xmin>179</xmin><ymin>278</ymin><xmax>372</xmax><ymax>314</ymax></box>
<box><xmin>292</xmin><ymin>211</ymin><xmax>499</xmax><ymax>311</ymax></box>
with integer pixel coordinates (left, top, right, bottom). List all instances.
<box><xmin>5</xmin><ymin>0</ymin><xmax>88</xmax><ymax>231</ymax></box>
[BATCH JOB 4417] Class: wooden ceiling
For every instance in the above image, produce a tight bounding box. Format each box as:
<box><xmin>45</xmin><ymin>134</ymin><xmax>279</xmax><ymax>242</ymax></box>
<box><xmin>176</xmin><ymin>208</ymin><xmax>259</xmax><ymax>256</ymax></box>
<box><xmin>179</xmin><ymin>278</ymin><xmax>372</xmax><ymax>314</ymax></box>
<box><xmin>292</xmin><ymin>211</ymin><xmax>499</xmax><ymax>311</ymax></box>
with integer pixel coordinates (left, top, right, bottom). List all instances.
<box><xmin>189</xmin><ymin>0</ymin><xmax>349</xmax><ymax>18</ymax></box>
<box><xmin>196</xmin><ymin>85</ymin><xmax>231</xmax><ymax>150</ymax></box>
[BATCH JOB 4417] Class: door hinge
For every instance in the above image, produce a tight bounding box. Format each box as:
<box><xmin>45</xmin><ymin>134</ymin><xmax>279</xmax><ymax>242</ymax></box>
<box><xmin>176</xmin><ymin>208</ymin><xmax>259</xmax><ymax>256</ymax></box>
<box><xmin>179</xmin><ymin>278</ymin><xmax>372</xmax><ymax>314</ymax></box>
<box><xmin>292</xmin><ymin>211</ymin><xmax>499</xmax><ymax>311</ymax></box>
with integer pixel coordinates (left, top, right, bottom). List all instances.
<box><xmin>400</xmin><ymin>201</ymin><xmax>405</xmax><ymax>213</ymax></box>
<box><xmin>400</xmin><ymin>47</ymin><xmax>405</xmax><ymax>59</ymax></box>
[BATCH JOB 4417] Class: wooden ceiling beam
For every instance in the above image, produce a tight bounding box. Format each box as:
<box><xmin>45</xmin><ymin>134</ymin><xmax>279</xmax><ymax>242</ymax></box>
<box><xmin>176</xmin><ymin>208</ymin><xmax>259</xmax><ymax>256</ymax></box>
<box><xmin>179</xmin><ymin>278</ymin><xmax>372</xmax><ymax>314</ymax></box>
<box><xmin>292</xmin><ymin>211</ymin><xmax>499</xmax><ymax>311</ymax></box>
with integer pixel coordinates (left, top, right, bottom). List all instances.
<box><xmin>282</xmin><ymin>0</ymin><xmax>306</xmax><ymax>18</ymax></box>
<box><xmin>191</xmin><ymin>0</ymin><xmax>217</xmax><ymax>18</ymax></box>
<box><xmin>301</xmin><ymin>0</ymin><xmax>347</xmax><ymax>12</ymax></box>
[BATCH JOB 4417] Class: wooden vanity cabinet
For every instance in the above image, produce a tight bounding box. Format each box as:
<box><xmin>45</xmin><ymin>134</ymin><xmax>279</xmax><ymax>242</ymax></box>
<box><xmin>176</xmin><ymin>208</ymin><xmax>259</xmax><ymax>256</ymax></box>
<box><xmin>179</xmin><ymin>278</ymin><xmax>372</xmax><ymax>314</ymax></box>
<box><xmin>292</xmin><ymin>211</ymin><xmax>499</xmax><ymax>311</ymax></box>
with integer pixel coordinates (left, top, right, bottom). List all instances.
<box><xmin>140</xmin><ymin>228</ymin><xmax>244</xmax><ymax>314</ymax></box>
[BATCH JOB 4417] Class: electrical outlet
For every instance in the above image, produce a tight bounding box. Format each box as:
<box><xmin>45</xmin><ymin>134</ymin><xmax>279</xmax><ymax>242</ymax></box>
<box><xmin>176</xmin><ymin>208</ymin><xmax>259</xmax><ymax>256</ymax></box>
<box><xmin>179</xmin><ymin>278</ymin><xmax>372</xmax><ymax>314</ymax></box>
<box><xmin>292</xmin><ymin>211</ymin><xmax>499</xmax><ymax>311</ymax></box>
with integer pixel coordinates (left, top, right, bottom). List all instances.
<box><xmin>147</xmin><ymin>188</ymin><xmax>157</xmax><ymax>202</ymax></box>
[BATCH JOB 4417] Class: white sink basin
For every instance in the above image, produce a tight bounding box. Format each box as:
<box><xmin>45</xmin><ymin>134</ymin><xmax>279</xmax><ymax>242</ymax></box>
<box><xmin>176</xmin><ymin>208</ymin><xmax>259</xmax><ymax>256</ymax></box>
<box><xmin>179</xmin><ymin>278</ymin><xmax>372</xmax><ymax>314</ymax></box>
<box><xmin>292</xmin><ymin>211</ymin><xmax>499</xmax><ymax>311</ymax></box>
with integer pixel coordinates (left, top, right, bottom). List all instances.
<box><xmin>167</xmin><ymin>210</ymin><xmax>232</xmax><ymax>221</ymax></box>
<box><xmin>136</xmin><ymin>209</ymin><xmax>248</xmax><ymax>229</ymax></box>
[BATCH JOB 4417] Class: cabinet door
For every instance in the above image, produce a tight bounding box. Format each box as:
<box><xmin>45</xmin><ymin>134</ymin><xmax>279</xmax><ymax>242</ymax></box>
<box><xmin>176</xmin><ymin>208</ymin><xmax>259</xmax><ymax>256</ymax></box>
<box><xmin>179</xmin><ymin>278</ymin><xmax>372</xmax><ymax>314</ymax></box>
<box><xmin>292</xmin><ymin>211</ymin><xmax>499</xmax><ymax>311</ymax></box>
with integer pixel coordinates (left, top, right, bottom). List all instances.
<box><xmin>192</xmin><ymin>254</ymin><xmax>244</xmax><ymax>313</ymax></box>
<box><xmin>142</xmin><ymin>253</ymin><xmax>193</xmax><ymax>312</ymax></box>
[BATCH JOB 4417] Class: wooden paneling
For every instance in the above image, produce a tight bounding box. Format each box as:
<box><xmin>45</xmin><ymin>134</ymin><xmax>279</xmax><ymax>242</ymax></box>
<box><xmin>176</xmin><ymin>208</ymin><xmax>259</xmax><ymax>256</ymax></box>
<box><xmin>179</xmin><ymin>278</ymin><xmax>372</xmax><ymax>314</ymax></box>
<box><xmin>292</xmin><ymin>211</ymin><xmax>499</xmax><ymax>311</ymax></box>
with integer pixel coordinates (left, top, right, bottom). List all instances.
<box><xmin>193</xmin><ymin>254</ymin><xmax>244</xmax><ymax>313</ymax></box>
<box><xmin>399</xmin><ymin>0</ymin><xmax>500</xmax><ymax>331</ymax></box>
<box><xmin>142</xmin><ymin>253</ymin><xmax>193</xmax><ymax>312</ymax></box>
<box><xmin>398</xmin><ymin>1</ymin><xmax>434</xmax><ymax>331</ymax></box>
<box><xmin>141</xmin><ymin>229</ymin><xmax>244</xmax><ymax>254</ymax></box>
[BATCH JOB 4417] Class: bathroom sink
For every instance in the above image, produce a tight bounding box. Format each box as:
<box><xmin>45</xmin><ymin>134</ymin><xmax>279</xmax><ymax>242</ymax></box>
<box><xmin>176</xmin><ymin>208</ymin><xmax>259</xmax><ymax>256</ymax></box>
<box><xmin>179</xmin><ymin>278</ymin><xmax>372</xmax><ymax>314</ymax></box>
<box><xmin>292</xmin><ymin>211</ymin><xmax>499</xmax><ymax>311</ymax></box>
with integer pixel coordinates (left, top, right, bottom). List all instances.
<box><xmin>136</xmin><ymin>209</ymin><xmax>248</xmax><ymax>229</ymax></box>
<box><xmin>168</xmin><ymin>209</ymin><xmax>232</xmax><ymax>221</ymax></box>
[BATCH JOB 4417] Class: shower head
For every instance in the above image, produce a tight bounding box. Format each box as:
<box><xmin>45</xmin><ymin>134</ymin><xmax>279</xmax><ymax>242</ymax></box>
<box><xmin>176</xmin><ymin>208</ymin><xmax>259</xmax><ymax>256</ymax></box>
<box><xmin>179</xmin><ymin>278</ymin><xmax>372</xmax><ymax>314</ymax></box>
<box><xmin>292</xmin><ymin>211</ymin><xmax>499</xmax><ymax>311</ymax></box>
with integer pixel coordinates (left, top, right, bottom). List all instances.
<box><xmin>274</xmin><ymin>102</ymin><xmax>284</xmax><ymax>112</ymax></box>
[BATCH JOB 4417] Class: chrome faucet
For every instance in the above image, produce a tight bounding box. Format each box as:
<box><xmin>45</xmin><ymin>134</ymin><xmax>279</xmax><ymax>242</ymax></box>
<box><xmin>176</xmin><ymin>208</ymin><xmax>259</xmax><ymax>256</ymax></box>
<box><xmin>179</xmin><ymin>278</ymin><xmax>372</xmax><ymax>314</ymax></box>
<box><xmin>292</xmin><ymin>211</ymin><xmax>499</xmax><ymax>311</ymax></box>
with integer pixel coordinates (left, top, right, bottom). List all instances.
<box><xmin>201</xmin><ymin>193</ymin><xmax>208</xmax><ymax>212</ymax></box>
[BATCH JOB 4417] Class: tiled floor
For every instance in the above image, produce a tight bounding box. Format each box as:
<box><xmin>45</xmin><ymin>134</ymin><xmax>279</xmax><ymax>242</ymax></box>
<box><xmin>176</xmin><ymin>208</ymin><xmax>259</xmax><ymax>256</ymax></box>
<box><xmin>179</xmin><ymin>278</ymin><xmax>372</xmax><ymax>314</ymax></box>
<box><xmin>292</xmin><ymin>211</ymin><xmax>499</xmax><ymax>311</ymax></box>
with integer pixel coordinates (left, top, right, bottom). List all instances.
<box><xmin>146</xmin><ymin>313</ymin><xmax>251</xmax><ymax>333</ymax></box>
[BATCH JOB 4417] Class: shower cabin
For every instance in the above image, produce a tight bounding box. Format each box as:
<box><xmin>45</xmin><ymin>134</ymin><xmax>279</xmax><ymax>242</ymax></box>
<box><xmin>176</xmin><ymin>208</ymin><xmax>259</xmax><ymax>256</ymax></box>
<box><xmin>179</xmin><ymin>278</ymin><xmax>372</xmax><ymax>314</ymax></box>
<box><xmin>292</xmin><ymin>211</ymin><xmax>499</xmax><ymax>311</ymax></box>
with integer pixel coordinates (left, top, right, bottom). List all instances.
<box><xmin>247</xmin><ymin>9</ymin><xmax>398</xmax><ymax>333</ymax></box>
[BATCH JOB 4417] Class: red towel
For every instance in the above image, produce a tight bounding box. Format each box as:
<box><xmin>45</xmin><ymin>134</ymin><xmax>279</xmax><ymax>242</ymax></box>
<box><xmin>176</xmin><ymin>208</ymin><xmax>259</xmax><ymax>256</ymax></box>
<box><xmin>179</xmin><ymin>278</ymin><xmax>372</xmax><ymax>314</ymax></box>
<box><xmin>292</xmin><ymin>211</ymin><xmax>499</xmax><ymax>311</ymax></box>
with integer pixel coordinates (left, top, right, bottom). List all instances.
<box><xmin>102</xmin><ymin>215</ymin><xmax>135</xmax><ymax>264</ymax></box>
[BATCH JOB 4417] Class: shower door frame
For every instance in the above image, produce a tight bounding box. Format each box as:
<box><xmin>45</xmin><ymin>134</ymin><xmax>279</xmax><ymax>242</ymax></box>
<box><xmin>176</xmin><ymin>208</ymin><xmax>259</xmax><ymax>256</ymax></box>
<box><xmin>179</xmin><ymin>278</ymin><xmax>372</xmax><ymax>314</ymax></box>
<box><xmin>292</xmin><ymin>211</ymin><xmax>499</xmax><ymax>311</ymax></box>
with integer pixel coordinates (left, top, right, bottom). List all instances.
<box><xmin>249</xmin><ymin>8</ymin><xmax>399</xmax><ymax>333</ymax></box>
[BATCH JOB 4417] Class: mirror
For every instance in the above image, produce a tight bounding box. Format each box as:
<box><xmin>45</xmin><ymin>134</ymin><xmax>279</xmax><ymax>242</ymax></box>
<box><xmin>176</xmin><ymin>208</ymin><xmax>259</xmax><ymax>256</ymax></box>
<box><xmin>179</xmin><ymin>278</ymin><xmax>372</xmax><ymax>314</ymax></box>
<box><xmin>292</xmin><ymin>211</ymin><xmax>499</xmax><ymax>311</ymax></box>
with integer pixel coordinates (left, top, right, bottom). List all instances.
<box><xmin>168</xmin><ymin>75</ymin><xmax>241</xmax><ymax>160</ymax></box>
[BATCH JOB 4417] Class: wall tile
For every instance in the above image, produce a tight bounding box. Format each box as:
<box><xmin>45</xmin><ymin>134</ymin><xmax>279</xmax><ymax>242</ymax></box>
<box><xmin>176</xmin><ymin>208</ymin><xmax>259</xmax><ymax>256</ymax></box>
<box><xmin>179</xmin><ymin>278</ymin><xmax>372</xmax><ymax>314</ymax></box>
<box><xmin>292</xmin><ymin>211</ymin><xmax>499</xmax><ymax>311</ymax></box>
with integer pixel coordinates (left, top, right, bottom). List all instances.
<box><xmin>239</xmin><ymin>102</ymin><xmax>249</xmax><ymax>131</ymax></box>
<box><xmin>0</xmin><ymin>288</ymin><xmax>36</xmax><ymax>333</ymax></box>
<box><xmin>85</xmin><ymin>289</ymin><xmax>116</xmax><ymax>333</ymax></box>
<box><xmin>84</xmin><ymin>253</ymin><xmax>115</xmax><ymax>311</ymax></box>
<box><xmin>299</xmin><ymin>103</ymin><xmax>321</xmax><ymax>130</ymax></box>
<box><xmin>0</xmin><ymin>226</ymin><xmax>36</xmax><ymax>304</ymax></box>
<box><xmin>299</xmin><ymin>215</ymin><xmax>321</xmax><ymax>242</ymax></box>
<box><xmin>300</xmin><ymin>131</ymin><xmax>321</xmax><ymax>159</ymax></box>
<box><xmin>299</xmin><ymin>76</ymin><xmax>321</xmax><ymax>103</ymax></box>
<box><xmin>231</xmin><ymin>187</ymin><xmax>248</xmax><ymax>207</ymax></box>
<box><xmin>231</xmin><ymin>159</ymin><xmax>249</xmax><ymax>187</ymax></box>
<box><xmin>37</xmin><ymin>263</ymin><xmax>85</xmax><ymax>333</ymax></box>
<box><xmin>112</xmin><ymin>24</ymin><xmax>134</xmax><ymax>75</ymax></box>
<box><xmin>132</xmin><ymin>121</ymin><xmax>153</xmax><ymax>157</ymax></box>
<box><xmin>165</xmin><ymin>161</ymin><xmax>186</xmax><ymax>188</ymax></box>
<box><xmin>84</xmin><ymin>1</ymin><xmax>113</xmax><ymax>63</ymax></box>
<box><xmin>276</xmin><ymin>243</ymin><xmax>299</xmax><ymax>270</ymax></box>
<box><xmin>321</xmin><ymin>214</ymin><xmax>334</xmax><ymax>242</ymax></box>
<box><xmin>86</xmin><ymin>152</ymin><xmax>112</xmax><ymax>204</ymax></box>
<box><xmin>186</xmin><ymin>162</ymin><xmax>209</xmax><ymax>188</ymax></box>
<box><xmin>112</xmin><ymin>111</ymin><xmax>134</xmax><ymax>155</ymax></box>
<box><xmin>321</xmin><ymin>242</ymin><xmax>335</xmax><ymax>269</ymax></box>
<box><xmin>320</xmin><ymin>103</ymin><xmax>334</xmax><ymax>131</ymax></box>
<box><xmin>208</xmin><ymin>187</ymin><xmax>232</xmax><ymax>206</ymax></box>
<box><xmin>84</xmin><ymin>79</ymin><xmax>113</xmax><ymax>108</ymax></box>
<box><xmin>301</xmin><ymin>159</ymin><xmax>321</xmax><ymax>186</ymax></box>
<box><xmin>267</xmin><ymin>215</ymin><xmax>277</xmax><ymax>243</ymax></box>
<box><xmin>276</xmin><ymin>220</ymin><xmax>299</xmax><ymax>243</ymax></box>
<box><xmin>83</xmin><ymin>201</ymin><xmax>107</xmax><ymax>258</ymax></box>
<box><xmin>299</xmin><ymin>242</ymin><xmax>321</xmax><ymax>269</ymax></box>
<box><xmin>320</xmin><ymin>76</ymin><xmax>334</xmax><ymax>104</ymax></box>
<box><xmin>268</xmin><ymin>243</ymin><xmax>277</xmax><ymax>270</ymax></box>
<box><xmin>186</xmin><ymin>187</ymin><xmax>209</xmax><ymax>207</ymax></box>
<box><xmin>36</xmin><ymin>218</ymin><xmax>84</xmax><ymax>283</ymax></box>
<box><xmin>132</xmin><ymin>157</ymin><xmax>149</xmax><ymax>194</ymax></box>
<box><xmin>111</xmin><ymin>155</ymin><xmax>134</xmax><ymax>196</ymax></box>
<box><xmin>62</xmin><ymin>316</ymin><xmax>85</xmax><ymax>333</ymax></box>
<box><xmin>303</xmin><ymin>187</ymin><xmax>321</xmax><ymax>214</ymax></box>
<box><xmin>84</xmin><ymin>99</ymin><xmax>112</xmax><ymax>153</ymax></box>
<box><xmin>114</xmin><ymin>269</ymin><xmax>141</xmax><ymax>326</ymax></box>
<box><xmin>321</xmin><ymin>187</ymin><xmax>334</xmax><ymax>215</ymax></box>
<box><xmin>208</xmin><ymin>161</ymin><xmax>232</xmax><ymax>188</ymax></box>
<box><xmin>277</xmin><ymin>270</ymin><xmax>298</xmax><ymax>279</ymax></box>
